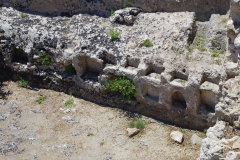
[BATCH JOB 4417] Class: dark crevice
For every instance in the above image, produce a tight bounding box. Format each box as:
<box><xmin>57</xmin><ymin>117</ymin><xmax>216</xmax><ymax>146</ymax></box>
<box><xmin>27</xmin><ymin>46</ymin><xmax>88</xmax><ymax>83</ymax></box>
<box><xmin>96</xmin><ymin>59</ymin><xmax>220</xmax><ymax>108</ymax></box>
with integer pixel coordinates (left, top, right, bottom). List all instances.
<box><xmin>11</xmin><ymin>48</ymin><xmax>28</xmax><ymax>64</ymax></box>
<box><xmin>171</xmin><ymin>91</ymin><xmax>187</xmax><ymax>110</ymax></box>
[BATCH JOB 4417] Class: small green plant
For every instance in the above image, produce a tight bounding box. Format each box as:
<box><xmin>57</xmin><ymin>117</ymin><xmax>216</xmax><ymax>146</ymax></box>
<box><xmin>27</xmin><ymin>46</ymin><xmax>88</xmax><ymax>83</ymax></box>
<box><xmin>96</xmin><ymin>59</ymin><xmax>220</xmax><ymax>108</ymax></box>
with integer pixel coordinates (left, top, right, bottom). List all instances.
<box><xmin>35</xmin><ymin>51</ymin><xmax>51</xmax><ymax>66</ymax></box>
<box><xmin>109</xmin><ymin>29</ymin><xmax>120</xmax><ymax>40</ymax></box>
<box><xmin>35</xmin><ymin>92</ymin><xmax>47</xmax><ymax>104</ymax></box>
<box><xmin>20</xmin><ymin>13</ymin><xmax>26</xmax><ymax>18</ymax></box>
<box><xmin>143</xmin><ymin>39</ymin><xmax>152</xmax><ymax>47</ymax></box>
<box><xmin>129</xmin><ymin>114</ymin><xmax>145</xmax><ymax>130</ymax></box>
<box><xmin>16</xmin><ymin>78</ymin><xmax>29</xmax><ymax>88</ymax></box>
<box><xmin>211</xmin><ymin>49</ymin><xmax>226</xmax><ymax>57</ymax></box>
<box><xmin>203</xmin><ymin>129</ymin><xmax>208</xmax><ymax>134</ymax></box>
<box><xmin>123</xmin><ymin>1</ymin><xmax>131</xmax><ymax>8</ymax></box>
<box><xmin>64</xmin><ymin>97</ymin><xmax>74</xmax><ymax>106</ymax></box>
<box><xmin>101</xmin><ymin>76</ymin><xmax>136</xmax><ymax>100</ymax></box>
<box><xmin>110</xmin><ymin>9</ymin><xmax>115</xmax><ymax>16</ymax></box>
<box><xmin>65</xmin><ymin>65</ymin><xmax>76</xmax><ymax>74</ymax></box>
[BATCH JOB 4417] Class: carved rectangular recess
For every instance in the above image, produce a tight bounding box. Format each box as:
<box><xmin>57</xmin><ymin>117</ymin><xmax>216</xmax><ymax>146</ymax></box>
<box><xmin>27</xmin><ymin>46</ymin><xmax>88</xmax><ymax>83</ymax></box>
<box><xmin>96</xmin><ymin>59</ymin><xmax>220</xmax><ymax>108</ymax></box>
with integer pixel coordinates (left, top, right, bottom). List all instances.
<box><xmin>201</xmin><ymin>72</ymin><xmax>220</xmax><ymax>85</ymax></box>
<box><xmin>81</xmin><ymin>56</ymin><xmax>104</xmax><ymax>82</ymax></box>
<box><xmin>98</xmin><ymin>51</ymin><xmax>117</xmax><ymax>65</ymax></box>
<box><xmin>199</xmin><ymin>90</ymin><xmax>217</xmax><ymax>113</ymax></box>
<box><xmin>199</xmin><ymin>81</ymin><xmax>219</xmax><ymax>113</ymax></box>
<box><xmin>145</xmin><ymin>64</ymin><xmax>165</xmax><ymax>79</ymax></box>
<box><xmin>142</xmin><ymin>84</ymin><xmax>159</xmax><ymax>102</ymax></box>
<box><xmin>171</xmin><ymin>70</ymin><xmax>188</xmax><ymax>86</ymax></box>
<box><xmin>126</xmin><ymin>57</ymin><xmax>140</xmax><ymax>69</ymax></box>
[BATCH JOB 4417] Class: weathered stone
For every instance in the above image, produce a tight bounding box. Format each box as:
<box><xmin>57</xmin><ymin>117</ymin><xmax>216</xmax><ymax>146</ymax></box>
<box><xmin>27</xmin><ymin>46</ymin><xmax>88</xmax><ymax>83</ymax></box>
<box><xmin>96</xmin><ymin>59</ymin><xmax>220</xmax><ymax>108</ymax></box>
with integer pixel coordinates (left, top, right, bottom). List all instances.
<box><xmin>126</xmin><ymin>128</ymin><xmax>140</xmax><ymax>137</ymax></box>
<box><xmin>110</xmin><ymin>7</ymin><xmax>140</xmax><ymax>24</ymax></box>
<box><xmin>226</xmin><ymin>151</ymin><xmax>240</xmax><ymax>160</ymax></box>
<box><xmin>190</xmin><ymin>134</ymin><xmax>203</xmax><ymax>145</ymax></box>
<box><xmin>234</xmin><ymin>34</ymin><xmax>240</xmax><ymax>49</ymax></box>
<box><xmin>232</xmin><ymin>138</ymin><xmax>240</xmax><ymax>149</ymax></box>
<box><xmin>199</xmin><ymin>121</ymin><xmax>226</xmax><ymax>160</ymax></box>
<box><xmin>170</xmin><ymin>131</ymin><xmax>183</xmax><ymax>143</ymax></box>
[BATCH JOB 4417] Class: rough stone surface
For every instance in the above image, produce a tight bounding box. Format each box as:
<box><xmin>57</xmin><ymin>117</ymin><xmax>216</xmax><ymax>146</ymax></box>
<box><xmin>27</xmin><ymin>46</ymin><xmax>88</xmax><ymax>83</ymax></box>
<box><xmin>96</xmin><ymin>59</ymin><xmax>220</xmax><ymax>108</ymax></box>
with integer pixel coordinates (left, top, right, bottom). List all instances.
<box><xmin>110</xmin><ymin>7</ymin><xmax>141</xmax><ymax>24</ymax></box>
<box><xmin>126</xmin><ymin>128</ymin><xmax>140</xmax><ymax>137</ymax></box>
<box><xmin>0</xmin><ymin>0</ymin><xmax>239</xmax><ymax>133</ymax></box>
<box><xmin>199</xmin><ymin>121</ymin><xmax>226</xmax><ymax>160</ymax></box>
<box><xmin>170</xmin><ymin>131</ymin><xmax>183</xmax><ymax>143</ymax></box>
<box><xmin>190</xmin><ymin>134</ymin><xmax>203</xmax><ymax>145</ymax></box>
<box><xmin>199</xmin><ymin>121</ymin><xmax>240</xmax><ymax>160</ymax></box>
<box><xmin>0</xmin><ymin>6</ymin><xmax>211</xmax><ymax>130</ymax></box>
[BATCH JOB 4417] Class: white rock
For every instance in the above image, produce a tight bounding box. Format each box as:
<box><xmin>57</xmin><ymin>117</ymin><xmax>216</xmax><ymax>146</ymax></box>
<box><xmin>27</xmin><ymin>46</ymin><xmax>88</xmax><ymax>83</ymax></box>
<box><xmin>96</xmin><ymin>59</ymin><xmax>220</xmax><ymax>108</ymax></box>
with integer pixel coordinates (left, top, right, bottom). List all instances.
<box><xmin>126</xmin><ymin>128</ymin><xmax>140</xmax><ymax>137</ymax></box>
<box><xmin>170</xmin><ymin>131</ymin><xmax>183</xmax><ymax>143</ymax></box>
<box><xmin>234</xmin><ymin>34</ymin><xmax>240</xmax><ymax>49</ymax></box>
<box><xmin>190</xmin><ymin>134</ymin><xmax>203</xmax><ymax>145</ymax></box>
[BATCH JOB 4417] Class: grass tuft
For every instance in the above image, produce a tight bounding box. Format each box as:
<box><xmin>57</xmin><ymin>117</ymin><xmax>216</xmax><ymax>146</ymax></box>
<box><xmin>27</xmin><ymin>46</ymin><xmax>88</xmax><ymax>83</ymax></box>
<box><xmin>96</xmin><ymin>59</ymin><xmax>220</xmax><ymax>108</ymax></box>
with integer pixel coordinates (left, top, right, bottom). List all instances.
<box><xmin>65</xmin><ymin>97</ymin><xmax>74</xmax><ymax>106</ymax></box>
<box><xmin>211</xmin><ymin>49</ymin><xmax>226</xmax><ymax>57</ymax></box>
<box><xmin>109</xmin><ymin>29</ymin><xmax>120</xmax><ymax>40</ymax></box>
<box><xmin>35</xmin><ymin>51</ymin><xmax>51</xmax><ymax>66</ymax></box>
<box><xmin>143</xmin><ymin>39</ymin><xmax>152</xmax><ymax>47</ymax></box>
<box><xmin>16</xmin><ymin>78</ymin><xmax>29</xmax><ymax>88</ymax></box>
<box><xmin>129</xmin><ymin>113</ymin><xmax>146</xmax><ymax>129</ymax></box>
<box><xmin>36</xmin><ymin>92</ymin><xmax>47</xmax><ymax>104</ymax></box>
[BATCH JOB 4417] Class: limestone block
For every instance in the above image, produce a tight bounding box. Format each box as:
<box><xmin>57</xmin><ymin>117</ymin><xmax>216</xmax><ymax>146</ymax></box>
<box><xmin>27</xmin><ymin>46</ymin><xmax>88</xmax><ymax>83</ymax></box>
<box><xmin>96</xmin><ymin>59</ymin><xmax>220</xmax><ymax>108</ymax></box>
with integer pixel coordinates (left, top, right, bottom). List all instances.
<box><xmin>170</xmin><ymin>131</ymin><xmax>183</xmax><ymax>143</ymax></box>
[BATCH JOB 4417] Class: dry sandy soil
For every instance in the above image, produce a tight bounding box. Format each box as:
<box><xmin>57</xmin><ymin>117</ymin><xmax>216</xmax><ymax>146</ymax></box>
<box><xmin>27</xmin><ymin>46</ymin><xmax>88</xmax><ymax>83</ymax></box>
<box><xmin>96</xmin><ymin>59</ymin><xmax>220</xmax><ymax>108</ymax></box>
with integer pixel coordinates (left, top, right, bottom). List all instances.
<box><xmin>0</xmin><ymin>81</ymin><xmax>205</xmax><ymax>160</ymax></box>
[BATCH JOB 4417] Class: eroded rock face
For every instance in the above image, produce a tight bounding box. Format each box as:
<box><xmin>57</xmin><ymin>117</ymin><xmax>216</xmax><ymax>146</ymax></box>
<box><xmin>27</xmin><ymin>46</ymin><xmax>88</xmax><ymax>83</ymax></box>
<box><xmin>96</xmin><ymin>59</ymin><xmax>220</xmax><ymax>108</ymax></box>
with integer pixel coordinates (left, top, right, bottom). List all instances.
<box><xmin>199</xmin><ymin>121</ymin><xmax>240</xmax><ymax>160</ymax></box>
<box><xmin>0</xmin><ymin>5</ymin><xmax>236</xmax><ymax>130</ymax></box>
<box><xmin>0</xmin><ymin>0</ymin><xmax>239</xmax><ymax>131</ymax></box>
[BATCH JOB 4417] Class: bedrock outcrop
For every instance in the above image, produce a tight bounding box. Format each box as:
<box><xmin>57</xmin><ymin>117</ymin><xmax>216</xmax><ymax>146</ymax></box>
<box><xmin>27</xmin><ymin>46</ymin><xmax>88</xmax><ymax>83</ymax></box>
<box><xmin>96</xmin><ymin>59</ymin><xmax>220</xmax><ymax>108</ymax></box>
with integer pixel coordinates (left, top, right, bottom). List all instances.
<box><xmin>199</xmin><ymin>121</ymin><xmax>240</xmax><ymax>160</ymax></box>
<box><xmin>0</xmin><ymin>0</ymin><xmax>240</xmax><ymax>130</ymax></box>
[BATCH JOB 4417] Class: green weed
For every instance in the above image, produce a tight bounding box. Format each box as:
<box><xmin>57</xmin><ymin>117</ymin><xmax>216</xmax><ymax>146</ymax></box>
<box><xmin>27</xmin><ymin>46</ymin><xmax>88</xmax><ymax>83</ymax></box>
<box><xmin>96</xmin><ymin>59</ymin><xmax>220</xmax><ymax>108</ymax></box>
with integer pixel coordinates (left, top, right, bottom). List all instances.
<box><xmin>101</xmin><ymin>76</ymin><xmax>136</xmax><ymax>100</ymax></box>
<box><xmin>143</xmin><ymin>39</ymin><xmax>152</xmax><ymax>47</ymax></box>
<box><xmin>129</xmin><ymin>114</ymin><xmax>145</xmax><ymax>130</ymax></box>
<box><xmin>211</xmin><ymin>50</ymin><xmax>226</xmax><ymax>57</ymax></box>
<box><xmin>35</xmin><ymin>51</ymin><xmax>51</xmax><ymax>66</ymax></box>
<box><xmin>36</xmin><ymin>92</ymin><xmax>47</xmax><ymax>104</ymax></box>
<box><xmin>65</xmin><ymin>97</ymin><xmax>74</xmax><ymax>106</ymax></box>
<box><xmin>109</xmin><ymin>29</ymin><xmax>120</xmax><ymax>40</ymax></box>
<box><xmin>16</xmin><ymin>78</ymin><xmax>29</xmax><ymax>88</ymax></box>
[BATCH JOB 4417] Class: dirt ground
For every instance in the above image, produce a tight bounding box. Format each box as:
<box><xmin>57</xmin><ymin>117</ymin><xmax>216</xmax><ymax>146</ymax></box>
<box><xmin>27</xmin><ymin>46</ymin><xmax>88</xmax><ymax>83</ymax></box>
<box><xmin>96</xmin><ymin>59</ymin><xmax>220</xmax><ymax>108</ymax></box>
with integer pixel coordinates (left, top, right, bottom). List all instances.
<box><xmin>0</xmin><ymin>81</ymin><xmax>205</xmax><ymax>160</ymax></box>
